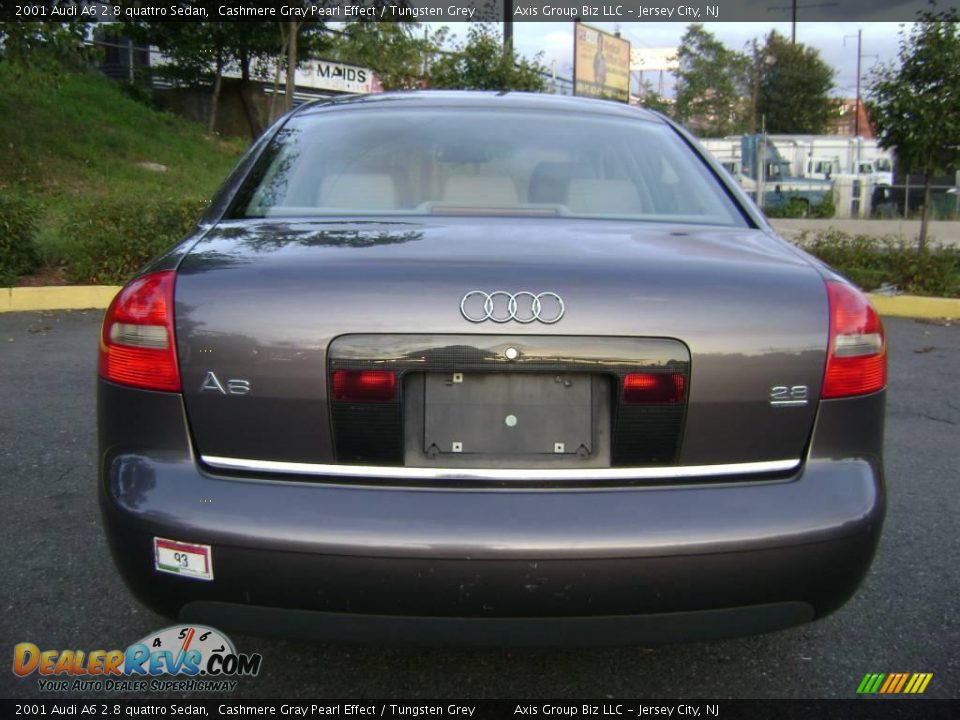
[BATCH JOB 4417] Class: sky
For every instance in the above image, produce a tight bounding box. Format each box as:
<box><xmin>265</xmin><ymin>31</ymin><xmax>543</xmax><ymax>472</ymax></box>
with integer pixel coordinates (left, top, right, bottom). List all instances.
<box><xmin>432</xmin><ymin>21</ymin><xmax>909</xmax><ymax>98</ymax></box>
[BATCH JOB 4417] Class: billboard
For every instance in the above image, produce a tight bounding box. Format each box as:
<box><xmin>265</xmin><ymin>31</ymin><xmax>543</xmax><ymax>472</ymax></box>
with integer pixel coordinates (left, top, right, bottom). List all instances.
<box><xmin>630</xmin><ymin>48</ymin><xmax>679</xmax><ymax>73</ymax></box>
<box><xmin>574</xmin><ymin>24</ymin><xmax>630</xmax><ymax>103</ymax></box>
<box><xmin>295</xmin><ymin>59</ymin><xmax>381</xmax><ymax>94</ymax></box>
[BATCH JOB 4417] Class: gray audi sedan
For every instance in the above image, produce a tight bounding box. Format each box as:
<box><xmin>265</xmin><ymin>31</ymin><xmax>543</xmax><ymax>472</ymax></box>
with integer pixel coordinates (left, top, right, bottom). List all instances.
<box><xmin>98</xmin><ymin>92</ymin><xmax>886</xmax><ymax>645</ymax></box>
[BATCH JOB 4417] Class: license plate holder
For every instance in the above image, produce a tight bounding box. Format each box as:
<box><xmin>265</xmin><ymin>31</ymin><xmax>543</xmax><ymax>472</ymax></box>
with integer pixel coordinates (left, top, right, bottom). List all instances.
<box><xmin>423</xmin><ymin>373</ymin><xmax>592</xmax><ymax>457</ymax></box>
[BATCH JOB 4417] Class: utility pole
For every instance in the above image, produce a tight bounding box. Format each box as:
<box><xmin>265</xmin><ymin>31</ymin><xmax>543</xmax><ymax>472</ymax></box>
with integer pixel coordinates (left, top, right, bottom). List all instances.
<box><xmin>767</xmin><ymin>2</ymin><xmax>838</xmax><ymax>44</ymax></box>
<box><xmin>844</xmin><ymin>30</ymin><xmax>862</xmax><ymax>138</ymax></box>
<box><xmin>757</xmin><ymin>114</ymin><xmax>767</xmax><ymax>209</ymax></box>
<box><xmin>750</xmin><ymin>39</ymin><xmax>761</xmax><ymax>135</ymax></box>
<box><xmin>503</xmin><ymin>0</ymin><xmax>513</xmax><ymax>53</ymax></box>
<box><xmin>791</xmin><ymin>0</ymin><xmax>797</xmax><ymax>44</ymax></box>
<box><xmin>844</xmin><ymin>30</ymin><xmax>874</xmax><ymax>173</ymax></box>
<box><xmin>855</xmin><ymin>29</ymin><xmax>861</xmax><ymax>138</ymax></box>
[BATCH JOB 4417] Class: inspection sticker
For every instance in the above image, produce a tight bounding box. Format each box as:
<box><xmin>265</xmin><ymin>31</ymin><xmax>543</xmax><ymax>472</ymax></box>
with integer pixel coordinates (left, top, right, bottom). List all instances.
<box><xmin>154</xmin><ymin>537</ymin><xmax>213</xmax><ymax>581</ymax></box>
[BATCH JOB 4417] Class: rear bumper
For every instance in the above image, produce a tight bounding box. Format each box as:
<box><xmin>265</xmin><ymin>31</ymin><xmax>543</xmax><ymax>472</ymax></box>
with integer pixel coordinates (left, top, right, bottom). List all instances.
<box><xmin>180</xmin><ymin>602</ymin><xmax>815</xmax><ymax>647</ymax></box>
<box><xmin>98</xmin><ymin>382</ymin><xmax>885</xmax><ymax>644</ymax></box>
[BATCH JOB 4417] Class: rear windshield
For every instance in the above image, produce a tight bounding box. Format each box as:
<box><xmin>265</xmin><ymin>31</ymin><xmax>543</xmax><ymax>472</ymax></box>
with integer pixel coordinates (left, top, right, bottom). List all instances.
<box><xmin>228</xmin><ymin>107</ymin><xmax>746</xmax><ymax>227</ymax></box>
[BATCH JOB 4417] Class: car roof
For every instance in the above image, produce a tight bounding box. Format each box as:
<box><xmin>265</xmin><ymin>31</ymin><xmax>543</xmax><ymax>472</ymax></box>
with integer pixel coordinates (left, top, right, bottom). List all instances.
<box><xmin>292</xmin><ymin>90</ymin><xmax>666</xmax><ymax>123</ymax></box>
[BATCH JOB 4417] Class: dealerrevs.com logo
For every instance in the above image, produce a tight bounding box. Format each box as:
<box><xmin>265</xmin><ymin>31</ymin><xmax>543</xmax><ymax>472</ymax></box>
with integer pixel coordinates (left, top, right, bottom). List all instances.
<box><xmin>12</xmin><ymin>625</ymin><xmax>262</xmax><ymax>693</ymax></box>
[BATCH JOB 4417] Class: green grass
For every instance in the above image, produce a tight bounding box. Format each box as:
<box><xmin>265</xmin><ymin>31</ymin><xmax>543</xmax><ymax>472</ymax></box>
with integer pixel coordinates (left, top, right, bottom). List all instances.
<box><xmin>0</xmin><ymin>63</ymin><xmax>246</xmax><ymax>267</ymax></box>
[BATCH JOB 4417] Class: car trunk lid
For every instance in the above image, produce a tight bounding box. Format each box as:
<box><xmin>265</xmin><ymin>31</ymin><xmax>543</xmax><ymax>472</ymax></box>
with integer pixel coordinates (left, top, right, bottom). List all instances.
<box><xmin>174</xmin><ymin>217</ymin><xmax>827</xmax><ymax>477</ymax></box>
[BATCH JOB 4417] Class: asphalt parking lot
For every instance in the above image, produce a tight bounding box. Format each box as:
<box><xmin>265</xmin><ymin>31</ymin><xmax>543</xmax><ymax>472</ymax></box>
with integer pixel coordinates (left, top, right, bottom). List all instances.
<box><xmin>1</xmin><ymin>310</ymin><xmax>957</xmax><ymax>700</ymax></box>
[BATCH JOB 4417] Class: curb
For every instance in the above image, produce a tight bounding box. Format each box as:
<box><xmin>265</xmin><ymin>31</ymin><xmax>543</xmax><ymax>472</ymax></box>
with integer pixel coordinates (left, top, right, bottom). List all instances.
<box><xmin>1</xmin><ymin>286</ymin><xmax>121</xmax><ymax>313</ymax></box>
<box><xmin>865</xmin><ymin>293</ymin><xmax>960</xmax><ymax>321</ymax></box>
<box><xmin>1</xmin><ymin>286</ymin><xmax>958</xmax><ymax>320</ymax></box>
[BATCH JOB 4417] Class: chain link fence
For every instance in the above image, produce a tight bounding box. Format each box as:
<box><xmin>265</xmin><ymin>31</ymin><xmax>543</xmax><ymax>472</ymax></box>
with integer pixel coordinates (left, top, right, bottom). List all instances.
<box><xmin>871</xmin><ymin>182</ymin><xmax>960</xmax><ymax>221</ymax></box>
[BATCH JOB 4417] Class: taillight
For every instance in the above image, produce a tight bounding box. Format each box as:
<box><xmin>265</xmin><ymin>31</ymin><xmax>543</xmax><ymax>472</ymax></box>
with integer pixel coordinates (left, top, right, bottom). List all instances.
<box><xmin>822</xmin><ymin>280</ymin><xmax>886</xmax><ymax>399</ymax></box>
<box><xmin>332</xmin><ymin>370</ymin><xmax>396</xmax><ymax>403</ymax></box>
<box><xmin>99</xmin><ymin>271</ymin><xmax>181</xmax><ymax>392</ymax></box>
<box><xmin>622</xmin><ymin>372</ymin><xmax>685</xmax><ymax>404</ymax></box>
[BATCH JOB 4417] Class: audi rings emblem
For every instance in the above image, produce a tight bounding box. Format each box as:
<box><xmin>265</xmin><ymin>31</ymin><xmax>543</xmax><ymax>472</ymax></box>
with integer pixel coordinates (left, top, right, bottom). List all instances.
<box><xmin>460</xmin><ymin>291</ymin><xmax>565</xmax><ymax>324</ymax></box>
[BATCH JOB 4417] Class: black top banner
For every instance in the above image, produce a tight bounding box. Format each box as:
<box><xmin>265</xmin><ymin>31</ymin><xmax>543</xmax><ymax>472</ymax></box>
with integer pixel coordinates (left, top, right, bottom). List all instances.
<box><xmin>0</xmin><ymin>0</ymin><xmax>956</xmax><ymax>23</ymax></box>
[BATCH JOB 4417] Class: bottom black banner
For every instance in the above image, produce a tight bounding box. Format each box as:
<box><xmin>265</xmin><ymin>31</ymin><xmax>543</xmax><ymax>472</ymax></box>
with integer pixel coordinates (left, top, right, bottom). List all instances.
<box><xmin>1</xmin><ymin>699</ymin><xmax>956</xmax><ymax>720</ymax></box>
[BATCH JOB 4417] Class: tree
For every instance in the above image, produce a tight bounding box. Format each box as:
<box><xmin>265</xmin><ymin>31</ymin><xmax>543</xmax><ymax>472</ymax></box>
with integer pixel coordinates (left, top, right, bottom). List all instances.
<box><xmin>868</xmin><ymin>6</ymin><xmax>960</xmax><ymax>250</ymax></box>
<box><xmin>637</xmin><ymin>81</ymin><xmax>672</xmax><ymax>117</ymax></box>
<box><xmin>0</xmin><ymin>21</ymin><xmax>92</xmax><ymax>71</ymax></box>
<box><xmin>284</xmin><ymin>21</ymin><xmax>298</xmax><ymax>112</ymax></box>
<box><xmin>123</xmin><ymin>22</ymin><xmax>232</xmax><ymax>131</ymax></box>
<box><xmin>123</xmin><ymin>19</ymin><xmax>271</xmax><ymax>135</ymax></box>
<box><xmin>428</xmin><ymin>24</ymin><xmax>546</xmax><ymax>92</ymax></box>
<box><xmin>125</xmin><ymin>13</ymin><xmax>329</xmax><ymax>137</ymax></box>
<box><xmin>755</xmin><ymin>31</ymin><xmax>835</xmax><ymax>134</ymax></box>
<box><xmin>330</xmin><ymin>22</ymin><xmax>444</xmax><ymax>90</ymax></box>
<box><xmin>673</xmin><ymin>24</ymin><xmax>749</xmax><ymax>137</ymax></box>
<box><xmin>265</xmin><ymin>20</ymin><xmax>329</xmax><ymax>123</ymax></box>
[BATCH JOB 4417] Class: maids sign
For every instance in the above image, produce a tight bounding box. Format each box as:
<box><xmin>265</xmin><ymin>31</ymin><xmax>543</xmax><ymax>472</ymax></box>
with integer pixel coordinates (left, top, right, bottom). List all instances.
<box><xmin>297</xmin><ymin>59</ymin><xmax>382</xmax><ymax>94</ymax></box>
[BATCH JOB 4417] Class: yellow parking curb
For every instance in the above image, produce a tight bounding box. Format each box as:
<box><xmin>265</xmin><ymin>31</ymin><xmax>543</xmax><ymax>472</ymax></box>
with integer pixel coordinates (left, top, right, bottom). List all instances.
<box><xmin>866</xmin><ymin>293</ymin><xmax>960</xmax><ymax>320</ymax></box>
<box><xmin>0</xmin><ymin>286</ymin><xmax>121</xmax><ymax>313</ymax></box>
<box><xmin>0</xmin><ymin>286</ymin><xmax>957</xmax><ymax>320</ymax></box>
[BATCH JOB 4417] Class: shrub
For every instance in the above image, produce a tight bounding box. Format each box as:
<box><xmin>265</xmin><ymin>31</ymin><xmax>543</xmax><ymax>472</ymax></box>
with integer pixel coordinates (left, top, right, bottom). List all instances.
<box><xmin>797</xmin><ymin>229</ymin><xmax>960</xmax><ymax>298</ymax></box>
<box><xmin>809</xmin><ymin>190</ymin><xmax>835</xmax><ymax>219</ymax></box>
<box><xmin>765</xmin><ymin>195</ymin><xmax>812</xmax><ymax>219</ymax></box>
<box><xmin>765</xmin><ymin>191</ymin><xmax>835</xmax><ymax>220</ymax></box>
<box><xmin>117</xmin><ymin>80</ymin><xmax>164</xmax><ymax>112</ymax></box>
<box><xmin>0</xmin><ymin>195</ymin><xmax>41</xmax><ymax>286</ymax></box>
<box><xmin>62</xmin><ymin>197</ymin><xmax>208</xmax><ymax>284</ymax></box>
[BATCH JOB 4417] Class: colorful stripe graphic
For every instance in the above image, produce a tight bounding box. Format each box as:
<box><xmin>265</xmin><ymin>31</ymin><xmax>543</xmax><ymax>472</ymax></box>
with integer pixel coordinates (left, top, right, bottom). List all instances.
<box><xmin>857</xmin><ymin>672</ymin><xmax>933</xmax><ymax>694</ymax></box>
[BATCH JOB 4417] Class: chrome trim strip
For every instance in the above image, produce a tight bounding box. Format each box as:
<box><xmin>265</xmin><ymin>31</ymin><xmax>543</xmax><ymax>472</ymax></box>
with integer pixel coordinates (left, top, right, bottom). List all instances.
<box><xmin>200</xmin><ymin>456</ymin><xmax>801</xmax><ymax>481</ymax></box>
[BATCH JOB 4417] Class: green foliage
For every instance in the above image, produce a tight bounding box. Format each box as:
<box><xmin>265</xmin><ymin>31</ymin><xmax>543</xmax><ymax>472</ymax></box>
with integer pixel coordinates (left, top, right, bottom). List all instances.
<box><xmin>331</xmin><ymin>22</ymin><xmax>444</xmax><ymax>90</ymax></box>
<box><xmin>121</xmin><ymin>18</ymin><xmax>299</xmax><ymax>86</ymax></box>
<box><xmin>0</xmin><ymin>195</ymin><xmax>40</xmax><ymax>286</ymax></box>
<box><xmin>121</xmin><ymin>20</ymin><xmax>230</xmax><ymax>88</ymax></box>
<box><xmin>673</xmin><ymin>24</ymin><xmax>749</xmax><ymax>136</ymax></box>
<box><xmin>764</xmin><ymin>191</ymin><xmax>834</xmax><ymax>219</ymax></box>
<box><xmin>756</xmin><ymin>31</ymin><xmax>835</xmax><ymax>134</ymax></box>
<box><xmin>116</xmin><ymin>80</ymin><xmax>163</xmax><ymax>110</ymax></box>
<box><xmin>62</xmin><ymin>198</ymin><xmax>208</xmax><ymax>285</ymax></box>
<box><xmin>764</xmin><ymin>196</ymin><xmax>812</xmax><ymax>219</ymax></box>
<box><xmin>0</xmin><ymin>21</ymin><xmax>94</xmax><ymax>72</ymax></box>
<box><xmin>0</xmin><ymin>63</ymin><xmax>244</xmax><ymax>194</ymax></box>
<box><xmin>810</xmin><ymin>191</ymin><xmax>836</xmax><ymax>219</ymax></box>
<box><xmin>0</xmin><ymin>63</ymin><xmax>243</xmax><ymax>279</ymax></box>
<box><xmin>798</xmin><ymin>230</ymin><xmax>960</xmax><ymax>297</ymax></box>
<box><xmin>122</xmin><ymin>16</ymin><xmax>331</xmax><ymax>134</ymax></box>
<box><xmin>868</xmin><ymin>6</ymin><xmax>960</xmax><ymax>248</ymax></box>
<box><xmin>869</xmin><ymin>7</ymin><xmax>960</xmax><ymax>178</ymax></box>
<box><xmin>637</xmin><ymin>81</ymin><xmax>672</xmax><ymax>116</ymax></box>
<box><xmin>429</xmin><ymin>24</ymin><xmax>547</xmax><ymax>92</ymax></box>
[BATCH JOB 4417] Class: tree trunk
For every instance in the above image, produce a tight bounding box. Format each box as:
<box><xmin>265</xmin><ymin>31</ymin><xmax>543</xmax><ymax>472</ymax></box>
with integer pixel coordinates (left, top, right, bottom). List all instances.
<box><xmin>234</xmin><ymin>50</ymin><xmax>262</xmax><ymax>139</ymax></box>
<box><xmin>240</xmin><ymin>47</ymin><xmax>250</xmax><ymax>82</ymax></box>
<box><xmin>919</xmin><ymin>173</ymin><xmax>932</xmax><ymax>253</ymax></box>
<box><xmin>270</xmin><ymin>24</ymin><xmax>287</xmax><ymax>123</ymax></box>
<box><xmin>285</xmin><ymin>21</ymin><xmax>298</xmax><ymax>112</ymax></box>
<box><xmin>208</xmin><ymin>58</ymin><xmax>223</xmax><ymax>135</ymax></box>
